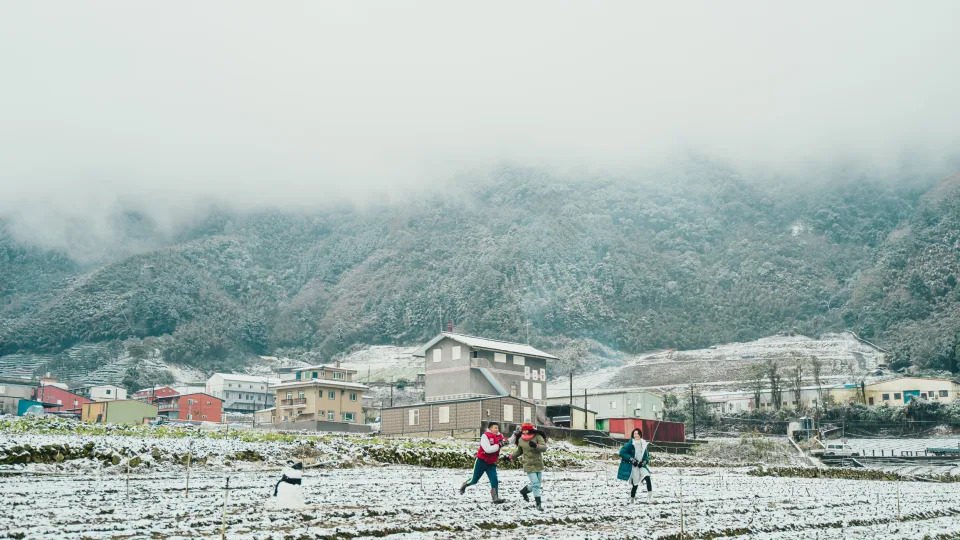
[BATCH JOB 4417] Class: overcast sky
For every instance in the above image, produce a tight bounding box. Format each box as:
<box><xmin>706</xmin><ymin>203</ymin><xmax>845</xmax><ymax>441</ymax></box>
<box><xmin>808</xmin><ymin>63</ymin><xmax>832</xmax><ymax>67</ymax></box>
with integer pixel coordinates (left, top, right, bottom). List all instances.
<box><xmin>1</xmin><ymin>1</ymin><xmax>959</xmax><ymax>256</ymax></box>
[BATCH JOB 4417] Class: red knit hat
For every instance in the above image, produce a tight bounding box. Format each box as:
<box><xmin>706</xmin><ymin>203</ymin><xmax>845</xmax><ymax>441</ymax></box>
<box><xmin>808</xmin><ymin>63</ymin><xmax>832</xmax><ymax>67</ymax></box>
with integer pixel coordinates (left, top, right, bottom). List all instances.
<box><xmin>521</xmin><ymin>422</ymin><xmax>535</xmax><ymax>431</ymax></box>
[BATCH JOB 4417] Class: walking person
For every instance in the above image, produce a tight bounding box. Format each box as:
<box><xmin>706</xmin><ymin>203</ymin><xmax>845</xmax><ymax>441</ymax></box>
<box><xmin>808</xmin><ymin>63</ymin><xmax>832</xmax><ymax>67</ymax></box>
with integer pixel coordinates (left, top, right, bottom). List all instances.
<box><xmin>505</xmin><ymin>422</ymin><xmax>547</xmax><ymax>511</ymax></box>
<box><xmin>617</xmin><ymin>427</ymin><xmax>653</xmax><ymax>502</ymax></box>
<box><xmin>460</xmin><ymin>421</ymin><xmax>508</xmax><ymax>503</ymax></box>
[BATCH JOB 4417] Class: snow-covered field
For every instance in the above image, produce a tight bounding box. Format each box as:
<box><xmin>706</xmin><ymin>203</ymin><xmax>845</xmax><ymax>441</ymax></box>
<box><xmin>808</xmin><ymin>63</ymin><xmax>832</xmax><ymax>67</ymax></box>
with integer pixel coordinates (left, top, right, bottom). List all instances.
<box><xmin>4</xmin><ymin>464</ymin><xmax>960</xmax><ymax>539</ymax></box>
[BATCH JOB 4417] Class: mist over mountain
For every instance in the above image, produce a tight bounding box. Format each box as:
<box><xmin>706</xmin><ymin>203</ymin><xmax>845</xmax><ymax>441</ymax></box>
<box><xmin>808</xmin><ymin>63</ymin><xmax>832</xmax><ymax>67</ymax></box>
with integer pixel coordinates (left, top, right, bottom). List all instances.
<box><xmin>3</xmin><ymin>165</ymin><xmax>958</xmax><ymax>384</ymax></box>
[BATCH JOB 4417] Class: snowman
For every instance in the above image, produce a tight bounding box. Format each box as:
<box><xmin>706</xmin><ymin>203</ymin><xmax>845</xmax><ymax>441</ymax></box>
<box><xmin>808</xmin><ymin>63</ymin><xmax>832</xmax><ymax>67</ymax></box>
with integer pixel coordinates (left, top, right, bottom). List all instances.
<box><xmin>267</xmin><ymin>461</ymin><xmax>305</xmax><ymax>509</ymax></box>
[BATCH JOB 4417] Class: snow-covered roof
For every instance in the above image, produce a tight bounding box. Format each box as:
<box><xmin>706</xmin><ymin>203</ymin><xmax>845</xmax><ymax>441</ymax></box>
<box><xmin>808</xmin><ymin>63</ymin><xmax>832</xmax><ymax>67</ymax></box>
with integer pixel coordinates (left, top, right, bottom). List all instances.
<box><xmin>269</xmin><ymin>379</ymin><xmax>370</xmax><ymax>391</ymax></box>
<box><xmin>210</xmin><ymin>373</ymin><xmax>279</xmax><ymax>384</ymax></box>
<box><xmin>549</xmin><ymin>387</ymin><xmax>664</xmax><ymax>399</ymax></box>
<box><xmin>296</xmin><ymin>364</ymin><xmax>358</xmax><ymax>373</ymax></box>
<box><xmin>412</xmin><ymin>332</ymin><xmax>558</xmax><ymax>360</ymax></box>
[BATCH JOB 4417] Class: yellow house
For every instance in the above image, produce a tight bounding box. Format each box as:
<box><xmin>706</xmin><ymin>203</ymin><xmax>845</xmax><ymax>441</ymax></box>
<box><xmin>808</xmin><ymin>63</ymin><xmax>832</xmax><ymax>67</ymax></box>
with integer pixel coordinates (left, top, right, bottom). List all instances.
<box><xmin>863</xmin><ymin>377</ymin><xmax>960</xmax><ymax>407</ymax></box>
<box><xmin>268</xmin><ymin>364</ymin><xmax>368</xmax><ymax>424</ymax></box>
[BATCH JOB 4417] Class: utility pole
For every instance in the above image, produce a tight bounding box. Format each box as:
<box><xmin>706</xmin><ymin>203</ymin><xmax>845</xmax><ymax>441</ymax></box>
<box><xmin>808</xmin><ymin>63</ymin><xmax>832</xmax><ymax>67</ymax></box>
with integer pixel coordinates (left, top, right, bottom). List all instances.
<box><xmin>390</xmin><ymin>379</ymin><xmax>394</xmax><ymax>407</ymax></box>
<box><xmin>690</xmin><ymin>384</ymin><xmax>697</xmax><ymax>440</ymax></box>
<box><xmin>583</xmin><ymin>388</ymin><xmax>588</xmax><ymax>430</ymax></box>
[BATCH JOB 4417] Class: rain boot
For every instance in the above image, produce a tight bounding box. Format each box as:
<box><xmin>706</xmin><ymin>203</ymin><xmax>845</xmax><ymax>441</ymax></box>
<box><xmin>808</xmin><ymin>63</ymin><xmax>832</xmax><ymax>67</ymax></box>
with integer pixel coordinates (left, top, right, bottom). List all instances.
<box><xmin>519</xmin><ymin>485</ymin><xmax>530</xmax><ymax>502</ymax></box>
<box><xmin>459</xmin><ymin>481</ymin><xmax>468</xmax><ymax>495</ymax></box>
<box><xmin>491</xmin><ymin>488</ymin><xmax>505</xmax><ymax>504</ymax></box>
<box><xmin>535</xmin><ymin>496</ymin><xmax>543</xmax><ymax>511</ymax></box>
<box><xmin>631</xmin><ymin>484</ymin><xmax>638</xmax><ymax>502</ymax></box>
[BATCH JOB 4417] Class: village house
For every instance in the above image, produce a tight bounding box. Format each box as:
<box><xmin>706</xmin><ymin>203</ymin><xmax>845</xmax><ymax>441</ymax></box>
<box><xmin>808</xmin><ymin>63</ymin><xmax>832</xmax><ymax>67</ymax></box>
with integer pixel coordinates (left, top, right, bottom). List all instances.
<box><xmin>380</xmin><ymin>395</ymin><xmax>536</xmax><ymax>437</ymax></box>
<box><xmin>71</xmin><ymin>384</ymin><xmax>127</xmax><ymax>401</ymax></box>
<box><xmin>547</xmin><ymin>387</ymin><xmax>664</xmax><ymax>427</ymax></box>
<box><xmin>156</xmin><ymin>392</ymin><xmax>223</xmax><ymax>423</ymax></box>
<box><xmin>81</xmin><ymin>400</ymin><xmax>158</xmax><ymax>425</ymax></box>
<box><xmin>859</xmin><ymin>376</ymin><xmax>960</xmax><ymax>406</ymax></box>
<box><xmin>33</xmin><ymin>383</ymin><xmax>91</xmax><ymax>415</ymax></box>
<box><xmin>414</xmin><ymin>332</ymin><xmax>556</xmax><ymax>405</ymax></box>
<box><xmin>206</xmin><ymin>373</ymin><xmax>278</xmax><ymax>413</ymax></box>
<box><xmin>0</xmin><ymin>377</ymin><xmax>40</xmax><ymax>416</ymax></box>
<box><xmin>267</xmin><ymin>363</ymin><xmax>368</xmax><ymax>426</ymax></box>
<box><xmin>132</xmin><ymin>386</ymin><xmax>179</xmax><ymax>405</ymax></box>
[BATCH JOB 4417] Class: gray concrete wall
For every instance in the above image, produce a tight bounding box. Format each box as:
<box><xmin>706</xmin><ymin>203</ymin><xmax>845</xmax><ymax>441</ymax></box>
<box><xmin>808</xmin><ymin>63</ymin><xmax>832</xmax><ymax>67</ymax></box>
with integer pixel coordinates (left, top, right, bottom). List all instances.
<box><xmin>257</xmin><ymin>420</ymin><xmax>373</xmax><ymax>433</ymax></box>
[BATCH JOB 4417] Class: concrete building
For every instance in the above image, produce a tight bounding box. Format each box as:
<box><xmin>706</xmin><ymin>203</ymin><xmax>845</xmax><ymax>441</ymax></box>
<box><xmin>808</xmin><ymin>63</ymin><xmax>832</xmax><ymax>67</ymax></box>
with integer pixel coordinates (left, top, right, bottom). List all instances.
<box><xmin>132</xmin><ymin>386</ymin><xmax>179</xmax><ymax>405</ymax></box>
<box><xmin>0</xmin><ymin>377</ymin><xmax>38</xmax><ymax>416</ymax></box>
<box><xmin>380</xmin><ymin>395</ymin><xmax>535</xmax><ymax>437</ymax></box>
<box><xmin>254</xmin><ymin>407</ymin><xmax>275</xmax><ymax>425</ymax></box>
<box><xmin>71</xmin><ymin>385</ymin><xmax>127</xmax><ymax>402</ymax></box>
<box><xmin>33</xmin><ymin>383</ymin><xmax>91</xmax><ymax>414</ymax></box>
<box><xmin>861</xmin><ymin>376</ymin><xmax>960</xmax><ymax>406</ymax></box>
<box><xmin>268</xmin><ymin>364</ymin><xmax>368</xmax><ymax>424</ymax></box>
<box><xmin>157</xmin><ymin>392</ymin><xmax>223</xmax><ymax>423</ymax></box>
<box><xmin>81</xmin><ymin>400</ymin><xmax>158</xmax><ymax>425</ymax></box>
<box><xmin>206</xmin><ymin>374</ymin><xmax>278</xmax><ymax>413</ymax></box>
<box><xmin>548</xmin><ymin>388</ymin><xmax>665</xmax><ymax>423</ymax></box>
<box><xmin>414</xmin><ymin>332</ymin><xmax>557</xmax><ymax>405</ymax></box>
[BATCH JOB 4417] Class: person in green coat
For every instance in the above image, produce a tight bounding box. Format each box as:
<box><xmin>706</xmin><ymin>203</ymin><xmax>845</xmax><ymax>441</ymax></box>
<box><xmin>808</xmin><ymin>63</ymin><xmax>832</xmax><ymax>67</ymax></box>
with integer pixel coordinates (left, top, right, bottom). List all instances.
<box><xmin>505</xmin><ymin>422</ymin><xmax>548</xmax><ymax>511</ymax></box>
<box><xmin>617</xmin><ymin>428</ymin><xmax>652</xmax><ymax>502</ymax></box>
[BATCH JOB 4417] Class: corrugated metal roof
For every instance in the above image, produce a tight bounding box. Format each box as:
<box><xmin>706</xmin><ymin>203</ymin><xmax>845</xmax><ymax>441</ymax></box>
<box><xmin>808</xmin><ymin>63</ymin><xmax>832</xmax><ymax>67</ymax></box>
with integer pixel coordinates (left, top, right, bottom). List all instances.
<box><xmin>268</xmin><ymin>379</ymin><xmax>370</xmax><ymax>391</ymax></box>
<box><xmin>412</xmin><ymin>332</ymin><xmax>558</xmax><ymax>360</ymax></box>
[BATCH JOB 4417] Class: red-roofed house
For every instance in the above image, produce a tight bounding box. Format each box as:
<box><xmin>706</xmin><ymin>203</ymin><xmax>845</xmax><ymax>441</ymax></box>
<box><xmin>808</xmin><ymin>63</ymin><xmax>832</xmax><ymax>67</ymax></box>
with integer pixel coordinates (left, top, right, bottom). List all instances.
<box><xmin>33</xmin><ymin>384</ymin><xmax>91</xmax><ymax>414</ymax></box>
<box><xmin>133</xmin><ymin>386</ymin><xmax>179</xmax><ymax>405</ymax></box>
<box><xmin>157</xmin><ymin>392</ymin><xmax>223</xmax><ymax>423</ymax></box>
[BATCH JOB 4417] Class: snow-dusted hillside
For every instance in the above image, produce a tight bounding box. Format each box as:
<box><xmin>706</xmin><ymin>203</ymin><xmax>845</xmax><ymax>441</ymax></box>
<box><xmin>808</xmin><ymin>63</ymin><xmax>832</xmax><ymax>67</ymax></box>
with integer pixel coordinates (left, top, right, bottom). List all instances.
<box><xmin>548</xmin><ymin>332</ymin><xmax>888</xmax><ymax>397</ymax></box>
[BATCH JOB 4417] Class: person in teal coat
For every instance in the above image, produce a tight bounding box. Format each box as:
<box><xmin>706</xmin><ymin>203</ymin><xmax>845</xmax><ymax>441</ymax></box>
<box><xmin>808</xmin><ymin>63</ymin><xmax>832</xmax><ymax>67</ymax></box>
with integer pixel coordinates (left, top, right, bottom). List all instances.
<box><xmin>617</xmin><ymin>428</ymin><xmax>652</xmax><ymax>502</ymax></box>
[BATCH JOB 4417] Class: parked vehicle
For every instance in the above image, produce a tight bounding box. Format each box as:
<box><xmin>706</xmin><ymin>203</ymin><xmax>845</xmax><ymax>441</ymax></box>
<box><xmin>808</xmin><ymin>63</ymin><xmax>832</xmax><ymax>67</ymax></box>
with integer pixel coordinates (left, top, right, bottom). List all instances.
<box><xmin>813</xmin><ymin>442</ymin><xmax>860</xmax><ymax>457</ymax></box>
<box><xmin>927</xmin><ymin>447</ymin><xmax>960</xmax><ymax>456</ymax></box>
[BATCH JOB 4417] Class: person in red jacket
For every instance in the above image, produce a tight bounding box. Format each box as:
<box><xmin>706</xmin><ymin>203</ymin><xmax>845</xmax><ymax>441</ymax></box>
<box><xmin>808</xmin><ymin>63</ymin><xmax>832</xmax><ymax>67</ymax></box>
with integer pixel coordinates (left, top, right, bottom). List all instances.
<box><xmin>459</xmin><ymin>421</ymin><xmax>508</xmax><ymax>503</ymax></box>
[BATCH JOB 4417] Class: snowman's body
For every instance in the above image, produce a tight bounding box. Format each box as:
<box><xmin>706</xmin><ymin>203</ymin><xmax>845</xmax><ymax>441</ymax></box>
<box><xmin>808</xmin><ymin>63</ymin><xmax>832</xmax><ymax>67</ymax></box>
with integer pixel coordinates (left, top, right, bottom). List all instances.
<box><xmin>267</xmin><ymin>464</ymin><xmax>305</xmax><ymax>509</ymax></box>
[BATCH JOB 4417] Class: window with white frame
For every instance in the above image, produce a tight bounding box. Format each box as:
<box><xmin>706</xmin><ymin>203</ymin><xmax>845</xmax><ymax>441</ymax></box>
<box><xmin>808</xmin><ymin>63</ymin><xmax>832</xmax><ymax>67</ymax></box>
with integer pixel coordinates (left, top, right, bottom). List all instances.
<box><xmin>523</xmin><ymin>406</ymin><xmax>532</xmax><ymax>422</ymax></box>
<box><xmin>524</xmin><ymin>366</ymin><xmax>531</xmax><ymax>379</ymax></box>
<box><xmin>532</xmin><ymin>369</ymin><xmax>539</xmax><ymax>381</ymax></box>
<box><xmin>409</xmin><ymin>409</ymin><xmax>420</xmax><ymax>425</ymax></box>
<box><xmin>342</xmin><ymin>412</ymin><xmax>356</xmax><ymax>422</ymax></box>
<box><xmin>494</xmin><ymin>352</ymin><xmax>507</xmax><ymax>363</ymax></box>
<box><xmin>334</xmin><ymin>372</ymin><xmax>345</xmax><ymax>380</ymax></box>
<box><xmin>329</xmin><ymin>391</ymin><xmax>336</xmax><ymax>399</ymax></box>
<box><xmin>520</xmin><ymin>382</ymin><xmax>528</xmax><ymax>398</ymax></box>
<box><xmin>452</xmin><ymin>346</ymin><xmax>461</xmax><ymax>360</ymax></box>
<box><xmin>433</xmin><ymin>349</ymin><xmax>442</xmax><ymax>363</ymax></box>
<box><xmin>503</xmin><ymin>404</ymin><xmax>514</xmax><ymax>421</ymax></box>
<box><xmin>438</xmin><ymin>406</ymin><xmax>450</xmax><ymax>423</ymax></box>
<box><xmin>539</xmin><ymin>368</ymin><xmax>546</xmax><ymax>380</ymax></box>
<box><xmin>514</xmin><ymin>355</ymin><xmax>525</xmax><ymax>366</ymax></box>
<box><xmin>327</xmin><ymin>410</ymin><xmax>335</xmax><ymax>420</ymax></box>
<box><xmin>610</xmin><ymin>401</ymin><xmax>617</xmax><ymax>409</ymax></box>
<box><xmin>349</xmin><ymin>392</ymin><xmax>357</xmax><ymax>401</ymax></box>
<box><xmin>532</xmin><ymin>383</ymin><xmax>542</xmax><ymax>400</ymax></box>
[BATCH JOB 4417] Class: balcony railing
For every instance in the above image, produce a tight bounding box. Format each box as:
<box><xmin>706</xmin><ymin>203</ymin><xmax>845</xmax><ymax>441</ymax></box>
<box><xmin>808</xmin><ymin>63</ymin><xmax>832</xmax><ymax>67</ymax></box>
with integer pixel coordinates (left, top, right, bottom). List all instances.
<box><xmin>280</xmin><ymin>398</ymin><xmax>307</xmax><ymax>406</ymax></box>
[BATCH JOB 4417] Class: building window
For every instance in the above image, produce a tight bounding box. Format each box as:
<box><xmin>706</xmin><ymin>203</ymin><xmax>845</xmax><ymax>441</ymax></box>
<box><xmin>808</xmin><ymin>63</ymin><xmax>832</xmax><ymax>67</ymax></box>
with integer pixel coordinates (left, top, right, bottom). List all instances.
<box><xmin>452</xmin><ymin>346</ymin><xmax>462</xmax><ymax>360</ymax></box>
<box><xmin>342</xmin><ymin>412</ymin><xmax>355</xmax><ymax>422</ymax></box>
<box><xmin>532</xmin><ymin>369</ymin><xmax>539</xmax><ymax>381</ymax></box>
<box><xmin>106</xmin><ymin>389</ymin><xmax>111</xmax><ymax>395</ymax></box>
<box><xmin>882</xmin><ymin>394</ymin><xmax>890</xmax><ymax>401</ymax></box>
<box><xmin>229</xmin><ymin>383</ymin><xmax>233</xmax><ymax>387</ymax></box>
<box><xmin>532</xmin><ymin>383</ymin><xmax>542</xmax><ymax>400</ymax></box>
<box><xmin>433</xmin><ymin>349</ymin><xmax>442</xmax><ymax>363</ymax></box>
<box><xmin>334</xmin><ymin>372</ymin><xmax>345</xmax><ymax>380</ymax></box>
<box><xmin>524</xmin><ymin>366</ymin><xmax>531</xmax><ymax>379</ymax></box>
<box><xmin>539</xmin><ymin>368</ymin><xmax>546</xmax><ymax>380</ymax></box>
<box><xmin>610</xmin><ymin>401</ymin><xmax>617</xmax><ymax>409</ymax></box>
<box><xmin>320</xmin><ymin>371</ymin><xmax>325</xmax><ymax>377</ymax></box>
<box><xmin>298</xmin><ymin>390</ymin><xmax>305</xmax><ymax>399</ymax></box>
<box><xmin>327</xmin><ymin>411</ymin><xmax>335</xmax><ymax>421</ymax></box>
<box><xmin>472</xmin><ymin>351</ymin><xmax>479</xmax><ymax>359</ymax></box>
<box><xmin>329</xmin><ymin>391</ymin><xmax>336</xmax><ymax>400</ymax></box>
<box><xmin>187</xmin><ymin>414</ymin><xmax>192</xmax><ymax>420</ymax></box>
<box><xmin>868</xmin><ymin>397</ymin><xmax>874</xmax><ymax>405</ymax></box>
<box><xmin>520</xmin><ymin>382</ymin><xmax>528</xmax><ymax>399</ymax></box>
<box><xmin>438</xmin><ymin>406</ymin><xmax>450</xmax><ymax>424</ymax></box>
<box><xmin>894</xmin><ymin>393</ymin><xmax>902</xmax><ymax>400</ymax></box>
<box><xmin>503</xmin><ymin>404</ymin><xmax>514</xmax><ymax>421</ymax></box>
<box><xmin>523</xmin><ymin>406</ymin><xmax>532</xmax><ymax>422</ymax></box>
<box><xmin>940</xmin><ymin>390</ymin><xmax>949</xmax><ymax>397</ymax></box>
<box><xmin>296</xmin><ymin>372</ymin><xmax>301</xmax><ymax>380</ymax></box>
<box><xmin>312</xmin><ymin>372</ymin><xmax>318</xmax><ymax>379</ymax></box>
<box><xmin>494</xmin><ymin>352</ymin><xmax>507</xmax><ymax>363</ymax></box>
<box><xmin>349</xmin><ymin>393</ymin><xmax>357</xmax><ymax>401</ymax></box>
<box><xmin>409</xmin><ymin>409</ymin><xmax>420</xmax><ymax>425</ymax></box>
<box><xmin>514</xmin><ymin>355</ymin><xmax>525</xmax><ymax>366</ymax></box>
<box><xmin>286</xmin><ymin>392</ymin><xmax>293</xmax><ymax>400</ymax></box>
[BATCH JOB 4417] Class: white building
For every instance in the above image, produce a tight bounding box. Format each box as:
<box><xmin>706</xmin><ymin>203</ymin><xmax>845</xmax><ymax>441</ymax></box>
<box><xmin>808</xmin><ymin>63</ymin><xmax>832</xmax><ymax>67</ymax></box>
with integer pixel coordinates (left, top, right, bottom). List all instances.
<box><xmin>206</xmin><ymin>373</ymin><xmax>279</xmax><ymax>413</ymax></box>
<box><xmin>71</xmin><ymin>384</ymin><xmax>127</xmax><ymax>401</ymax></box>
<box><xmin>547</xmin><ymin>387</ymin><xmax>664</xmax><ymax>421</ymax></box>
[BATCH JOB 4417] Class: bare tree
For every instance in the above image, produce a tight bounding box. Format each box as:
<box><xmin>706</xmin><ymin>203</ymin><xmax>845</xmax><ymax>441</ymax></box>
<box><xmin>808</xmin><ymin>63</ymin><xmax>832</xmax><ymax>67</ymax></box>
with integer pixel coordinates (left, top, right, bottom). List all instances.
<box><xmin>767</xmin><ymin>359</ymin><xmax>783</xmax><ymax>411</ymax></box>
<box><xmin>791</xmin><ymin>356</ymin><xmax>805</xmax><ymax>410</ymax></box>
<box><xmin>742</xmin><ymin>362</ymin><xmax>767</xmax><ymax>409</ymax></box>
<box><xmin>810</xmin><ymin>355</ymin><xmax>823</xmax><ymax>408</ymax></box>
